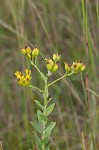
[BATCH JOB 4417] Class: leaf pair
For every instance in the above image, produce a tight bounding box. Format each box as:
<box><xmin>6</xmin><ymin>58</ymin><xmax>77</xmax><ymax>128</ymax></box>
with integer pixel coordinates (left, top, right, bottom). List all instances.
<box><xmin>35</xmin><ymin>100</ymin><xmax>55</xmax><ymax>116</ymax></box>
<box><xmin>34</xmin><ymin>133</ymin><xmax>52</xmax><ymax>150</ymax></box>
<box><xmin>44</xmin><ymin>122</ymin><xmax>56</xmax><ymax>138</ymax></box>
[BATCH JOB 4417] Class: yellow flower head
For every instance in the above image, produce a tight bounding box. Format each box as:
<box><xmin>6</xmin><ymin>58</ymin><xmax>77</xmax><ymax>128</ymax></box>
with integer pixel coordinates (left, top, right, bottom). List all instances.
<box><xmin>46</xmin><ymin>59</ymin><xmax>54</xmax><ymax>71</ymax></box>
<box><xmin>64</xmin><ymin>62</ymin><xmax>71</xmax><ymax>73</ymax></box>
<box><xmin>53</xmin><ymin>53</ymin><xmax>61</xmax><ymax>61</ymax></box>
<box><xmin>26</xmin><ymin>47</ymin><xmax>32</xmax><ymax>54</ymax></box>
<box><xmin>47</xmin><ymin>59</ymin><xmax>54</xmax><ymax>66</ymax></box>
<box><xmin>21</xmin><ymin>49</ymin><xmax>27</xmax><ymax>55</ymax></box>
<box><xmin>27</xmin><ymin>53</ymin><xmax>32</xmax><ymax>59</ymax></box>
<box><xmin>32</xmin><ymin>48</ymin><xmax>40</xmax><ymax>56</ymax></box>
<box><xmin>21</xmin><ymin>46</ymin><xmax>40</xmax><ymax>60</ymax></box>
<box><xmin>46</xmin><ymin>59</ymin><xmax>59</xmax><ymax>73</ymax></box>
<box><xmin>71</xmin><ymin>61</ymin><xmax>86</xmax><ymax>73</ymax></box>
<box><xmin>21</xmin><ymin>46</ymin><xmax>32</xmax><ymax>58</ymax></box>
<box><xmin>15</xmin><ymin>69</ymin><xmax>32</xmax><ymax>86</ymax></box>
<box><xmin>52</xmin><ymin>63</ymin><xmax>59</xmax><ymax>72</ymax></box>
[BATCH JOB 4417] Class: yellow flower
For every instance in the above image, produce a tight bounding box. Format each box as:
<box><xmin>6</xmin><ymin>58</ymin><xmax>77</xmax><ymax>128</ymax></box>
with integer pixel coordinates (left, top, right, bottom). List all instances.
<box><xmin>21</xmin><ymin>49</ymin><xmax>27</xmax><ymax>55</ymax></box>
<box><xmin>71</xmin><ymin>61</ymin><xmax>86</xmax><ymax>73</ymax></box>
<box><xmin>46</xmin><ymin>59</ymin><xmax>59</xmax><ymax>73</ymax></box>
<box><xmin>52</xmin><ymin>64</ymin><xmax>59</xmax><ymax>72</ymax></box>
<box><xmin>25</xmin><ymin>69</ymin><xmax>31</xmax><ymax>74</ymax></box>
<box><xmin>46</xmin><ymin>63</ymin><xmax>53</xmax><ymax>71</ymax></box>
<box><xmin>64</xmin><ymin>62</ymin><xmax>71</xmax><ymax>73</ymax></box>
<box><xmin>21</xmin><ymin>47</ymin><xmax>40</xmax><ymax>60</ymax></box>
<box><xmin>32</xmin><ymin>48</ymin><xmax>40</xmax><ymax>56</ymax></box>
<box><xmin>27</xmin><ymin>53</ymin><xmax>32</xmax><ymax>59</ymax></box>
<box><xmin>80</xmin><ymin>62</ymin><xmax>86</xmax><ymax>71</ymax></box>
<box><xmin>53</xmin><ymin>54</ymin><xmax>61</xmax><ymax>61</ymax></box>
<box><xmin>26</xmin><ymin>47</ymin><xmax>32</xmax><ymax>54</ymax></box>
<box><xmin>47</xmin><ymin>59</ymin><xmax>54</xmax><ymax>66</ymax></box>
<box><xmin>21</xmin><ymin>47</ymin><xmax>32</xmax><ymax>59</ymax></box>
<box><xmin>15</xmin><ymin>69</ymin><xmax>32</xmax><ymax>86</ymax></box>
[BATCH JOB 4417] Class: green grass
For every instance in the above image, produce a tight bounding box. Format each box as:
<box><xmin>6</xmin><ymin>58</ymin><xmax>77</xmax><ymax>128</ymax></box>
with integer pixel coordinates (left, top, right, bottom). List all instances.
<box><xmin>0</xmin><ymin>0</ymin><xmax>99</xmax><ymax>149</ymax></box>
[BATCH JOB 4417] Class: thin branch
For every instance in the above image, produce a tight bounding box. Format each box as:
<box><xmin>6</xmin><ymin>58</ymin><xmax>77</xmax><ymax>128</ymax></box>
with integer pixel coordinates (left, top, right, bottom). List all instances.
<box><xmin>28</xmin><ymin>85</ymin><xmax>44</xmax><ymax>93</ymax></box>
<box><xmin>48</xmin><ymin>72</ymin><xmax>74</xmax><ymax>87</ymax></box>
<box><xmin>30</xmin><ymin>60</ymin><xmax>46</xmax><ymax>81</ymax></box>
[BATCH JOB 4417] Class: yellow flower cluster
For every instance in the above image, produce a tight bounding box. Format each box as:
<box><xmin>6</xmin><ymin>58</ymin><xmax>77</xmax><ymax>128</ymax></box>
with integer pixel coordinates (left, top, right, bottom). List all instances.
<box><xmin>15</xmin><ymin>69</ymin><xmax>32</xmax><ymax>86</ymax></box>
<box><xmin>45</xmin><ymin>54</ymin><xmax>61</xmax><ymax>73</ymax></box>
<box><xmin>21</xmin><ymin>46</ymin><xmax>40</xmax><ymax>60</ymax></box>
<box><xmin>64</xmin><ymin>61</ymin><xmax>86</xmax><ymax>74</ymax></box>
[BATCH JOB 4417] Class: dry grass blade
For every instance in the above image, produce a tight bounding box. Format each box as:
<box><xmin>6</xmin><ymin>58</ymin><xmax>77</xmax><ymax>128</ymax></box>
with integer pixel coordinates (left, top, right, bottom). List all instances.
<box><xmin>0</xmin><ymin>141</ymin><xmax>3</xmax><ymax>150</ymax></box>
<box><xmin>87</xmin><ymin>88</ymin><xmax>99</xmax><ymax>98</ymax></box>
<box><xmin>0</xmin><ymin>19</ymin><xmax>33</xmax><ymax>47</ymax></box>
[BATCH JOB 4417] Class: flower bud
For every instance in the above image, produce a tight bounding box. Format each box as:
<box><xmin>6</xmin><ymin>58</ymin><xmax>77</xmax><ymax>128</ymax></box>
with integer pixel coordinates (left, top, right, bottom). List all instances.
<box><xmin>27</xmin><ymin>53</ymin><xmax>32</xmax><ymax>59</ymax></box>
<box><xmin>21</xmin><ymin>49</ymin><xmax>27</xmax><ymax>55</ymax></box>
<box><xmin>53</xmin><ymin>54</ymin><xmax>61</xmax><ymax>61</ymax></box>
<box><xmin>52</xmin><ymin>64</ymin><xmax>58</xmax><ymax>72</ymax></box>
<box><xmin>32</xmin><ymin>48</ymin><xmax>40</xmax><ymax>56</ymax></box>
<box><xmin>72</xmin><ymin>62</ymin><xmax>79</xmax><ymax>72</ymax></box>
<box><xmin>64</xmin><ymin>62</ymin><xmax>71</xmax><ymax>73</ymax></box>
<box><xmin>47</xmin><ymin>59</ymin><xmax>54</xmax><ymax>66</ymax></box>
<box><xmin>26</xmin><ymin>47</ymin><xmax>32</xmax><ymax>54</ymax></box>
<box><xmin>80</xmin><ymin>64</ymin><xmax>86</xmax><ymax>71</ymax></box>
<box><xmin>46</xmin><ymin>63</ymin><xmax>53</xmax><ymax>71</ymax></box>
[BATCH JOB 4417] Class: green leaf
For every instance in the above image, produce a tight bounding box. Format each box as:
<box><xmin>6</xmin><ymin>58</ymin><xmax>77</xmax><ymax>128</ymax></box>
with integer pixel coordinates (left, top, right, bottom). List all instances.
<box><xmin>45</xmin><ymin>103</ymin><xmax>55</xmax><ymax>116</ymax></box>
<box><xmin>34</xmin><ymin>100</ymin><xmax>44</xmax><ymax>110</ymax></box>
<box><xmin>30</xmin><ymin>121</ymin><xmax>42</xmax><ymax>133</ymax></box>
<box><xmin>37</xmin><ymin>110</ymin><xmax>48</xmax><ymax>123</ymax></box>
<box><xmin>46</xmin><ymin>143</ymin><xmax>52</xmax><ymax>150</ymax></box>
<box><xmin>44</xmin><ymin>122</ymin><xmax>56</xmax><ymax>138</ymax></box>
<box><xmin>33</xmin><ymin>132</ymin><xmax>42</xmax><ymax>150</ymax></box>
<box><xmin>47</xmin><ymin>97</ymin><xmax>52</xmax><ymax>104</ymax></box>
<box><xmin>41</xmin><ymin>138</ymin><xmax>49</xmax><ymax>147</ymax></box>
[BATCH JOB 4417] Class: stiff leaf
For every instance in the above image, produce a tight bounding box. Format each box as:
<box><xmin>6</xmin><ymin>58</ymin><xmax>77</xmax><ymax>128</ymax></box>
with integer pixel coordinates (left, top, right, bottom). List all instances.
<box><xmin>45</xmin><ymin>103</ymin><xmax>55</xmax><ymax>116</ymax></box>
<box><xmin>44</xmin><ymin>122</ymin><xmax>56</xmax><ymax>138</ymax></box>
<box><xmin>46</xmin><ymin>143</ymin><xmax>52</xmax><ymax>150</ymax></box>
<box><xmin>33</xmin><ymin>132</ymin><xmax>42</xmax><ymax>150</ymax></box>
<box><xmin>34</xmin><ymin>100</ymin><xmax>44</xmax><ymax>110</ymax></box>
<box><xmin>30</xmin><ymin>121</ymin><xmax>42</xmax><ymax>133</ymax></box>
<box><xmin>47</xmin><ymin>97</ymin><xmax>52</xmax><ymax>104</ymax></box>
<box><xmin>41</xmin><ymin>138</ymin><xmax>49</xmax><ymax>147</ymax></box>
<box><xmin>37</xmin><ymin>110</ymin><xmax>48</xmax><ymax>123</ymax></box>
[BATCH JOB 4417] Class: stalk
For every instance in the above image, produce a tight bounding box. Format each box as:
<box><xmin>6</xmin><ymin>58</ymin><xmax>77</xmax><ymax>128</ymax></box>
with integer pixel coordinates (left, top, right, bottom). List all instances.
<box><xmin>42</xmin><ymin>77</ymin><xmax>48</xmax><ymax>150</ymax></box>
<box><xmin>48</xmin><ymin>72</ymin><xmax>74</xmax><ymax>87</ymax></box>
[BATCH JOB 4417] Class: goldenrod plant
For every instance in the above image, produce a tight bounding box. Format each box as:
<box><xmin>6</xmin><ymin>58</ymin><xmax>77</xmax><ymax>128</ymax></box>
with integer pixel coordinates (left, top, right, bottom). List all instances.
<box><xmin>15</xmin><ymin>46</ymin><xmax>86</xmax><ymax>150</ymax></box>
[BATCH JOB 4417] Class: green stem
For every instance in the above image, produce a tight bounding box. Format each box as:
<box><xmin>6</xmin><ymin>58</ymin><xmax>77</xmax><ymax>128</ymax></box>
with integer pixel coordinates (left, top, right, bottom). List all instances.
<box><xmin>28</xmin><ymin>85</ymin><xmax>44</xmax><ymax>93</ymax></box>
<box><xmin>48</xmin><ymin>72</ymin><xmax>74</xmax><ymax>87</ymax></box>
<box><xmin>42</xmin><ymin>77</ymin><xmax>48</xmax><ymax>150</ymax></box>
<box><xmin>30</xmin><ymin>60</ymin><xmax>46</xmax><ymax>81</ymax></box>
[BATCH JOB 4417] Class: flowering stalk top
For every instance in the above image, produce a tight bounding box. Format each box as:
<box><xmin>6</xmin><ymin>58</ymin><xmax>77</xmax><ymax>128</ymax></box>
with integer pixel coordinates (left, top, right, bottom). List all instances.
<box><xmin>15</xmin><ymin>47</ymin><xmax>86</xmax><ymax>86</ymax></box>
<box><xmin>43</xmin><ymin>53</ymin><xmax>61</xmax><ymax>76</ymax></box>
<box><xmin>21</xmin><ymin>46</ymin><xmax>40</xmax><ymax>60</ymax></box>
<box><xmin>15</xmin><ymin>69</ymin><xmax>32</xmax><ymax>86</ymax></box>
<box><xmin>64</xmin><ymin>61</ymin><xmax>86</xmax><ymax>74</ymax></box>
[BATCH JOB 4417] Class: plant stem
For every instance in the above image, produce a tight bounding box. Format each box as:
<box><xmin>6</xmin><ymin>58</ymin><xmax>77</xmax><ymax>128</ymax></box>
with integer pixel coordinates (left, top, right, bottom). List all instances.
<box><xmin>30</xmin><ymin>60</ymin><xmax>46</xmax><ymax>80</ymax></box>
<box><xmin>48</xmin><ymin>72</ymin><xmax>74</xmax><ymax>87</ymax></box>
<box><xmin>42</xmin><ymin>77</ymin><xmax>48</xmax><ymax>150</ymax></box>
<box><xmin>28</xmin><ymin>85</ymin><xmax>44</xmax><ymax>93</ymax></box>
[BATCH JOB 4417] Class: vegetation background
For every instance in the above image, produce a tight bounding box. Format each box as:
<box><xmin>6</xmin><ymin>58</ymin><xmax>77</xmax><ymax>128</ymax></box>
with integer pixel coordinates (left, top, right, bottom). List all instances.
<box><xmin>0</xmin><ymin>0</ymin><xmax>99</xmax><ymax>150</ymax></box>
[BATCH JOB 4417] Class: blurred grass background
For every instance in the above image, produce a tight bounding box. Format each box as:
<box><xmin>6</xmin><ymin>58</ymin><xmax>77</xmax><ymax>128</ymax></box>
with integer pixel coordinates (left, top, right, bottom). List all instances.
<box><xmin>0</xmin><ymin>0</ymin><xmax>99</xmax><ymax>149</ymax></box>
